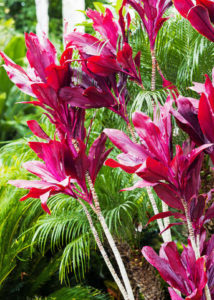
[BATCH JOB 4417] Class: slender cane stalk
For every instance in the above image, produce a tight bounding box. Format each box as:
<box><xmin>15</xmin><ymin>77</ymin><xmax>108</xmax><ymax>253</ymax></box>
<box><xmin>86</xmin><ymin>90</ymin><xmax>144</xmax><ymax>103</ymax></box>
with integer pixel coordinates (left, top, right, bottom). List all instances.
<box><xmin>150</xmin><ymin>47</ymin><xmax>172</xmax><ymax>243</ymax></box>
<box><xmin>78</xmin><ymin>199</ymin><xmax>129</xmax><ymax>300</ymax></box>
<box><xmin>162</xmin><ymin>202</ymin><xmax>172</xmax><ymax>242</ymax></box>
<box><xmin>150</xmin><ymin>48</ymin><xmax>156</xmax><ymax>96</ymax></box>
<box><xmin>182</xmin><ymin>200</ymin><xmax>212</xmax><ymax>300</ymax></box>
<box><xmin>182</xmin><ymin>200</ymin><xmax>200</xmax><ymax>259</ymax></box>
<box><xmin>146</xmin><ymin>186</ymin><xmax>164</xmax><ymax>233</ymax></box>
<box><xmin>86</xmin><ymin>173</ymin><xmax>135</xmax><ymax>300</ymax></box>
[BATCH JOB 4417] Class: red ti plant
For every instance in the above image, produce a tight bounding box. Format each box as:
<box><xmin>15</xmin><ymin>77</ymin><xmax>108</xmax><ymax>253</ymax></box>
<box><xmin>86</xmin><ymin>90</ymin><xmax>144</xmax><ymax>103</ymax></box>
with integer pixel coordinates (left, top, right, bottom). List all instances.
<box><xmin>123</xmin><ymin>0</ymin><xmax>172</xmax><ymax>90</ymax></box>
<box><xmin>63</xmin><ymin>7</ymin><xmax>142</xmax><ymax>122</ymax></box>
<box><xmin>2</xmin><ymin>1</ymin><xmax>214</xmax><ymax>299</ymax></box>
<box><xmin>123</xmin><ymin>0</ymin><xmax>172</xmax><ymax>50</ymax></box>
<box><xmin>105</xmin><ymin>100</ymin><xmax>213</xmax><ymax>298</ymax></box>
<box><xmin>174</xmin><ymin>0</ymin><xmax>214</xmax><ymax>42</ymax></box>
<box><xmin>9</xmin><ymin>120</ymin><xmax>134</xmax><ymax>300</ymax></box>
<box><xmin>9</xmin><ymin>122</ymin><xmax>111</xmax><ymax>214</ymax></box>
<box><xmin>170</xmin><ymin>71</ymin><xmax>214</xmax><ymax>164</ymax></box>
<box><xmin>142</xmin><ymin>239</ymin><xmax>214</xmax><ymax>299</ymax></box>
<box><xmin>3</xmin><ymin>28</ymin><xmax>135</xmax><ymax>299</ymax></box>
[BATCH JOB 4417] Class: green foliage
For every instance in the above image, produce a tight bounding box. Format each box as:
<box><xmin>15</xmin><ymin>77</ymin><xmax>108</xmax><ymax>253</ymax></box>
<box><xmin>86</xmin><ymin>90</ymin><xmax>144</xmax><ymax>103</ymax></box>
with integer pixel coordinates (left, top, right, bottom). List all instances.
<box><xmin>4</xmin><ymin>0</ymin><xmax>36</xmax><ymax>33</ymax></box>
<box><xmin>48</xmin><ymin>285</ymin><xmax>110</xmax><ymax>300</ymax></box>
<box><xmin>0</xmin><ymin>136</ymin><xmax>105</xmax><ymax>298</ymax></box>
<box><xmin>128</xmin><ymin>12</ymin><xmax>214</xmax><ymax>116</ymax></box>
<box><xmin>31</xmin><ymin>195</ymin><xmax>94</xmax><ymax>283</ymax></box>
<box><xmin>0</xmin><ymin>22</ymin><xmax>37</xmax><ymax>141</ymax></box>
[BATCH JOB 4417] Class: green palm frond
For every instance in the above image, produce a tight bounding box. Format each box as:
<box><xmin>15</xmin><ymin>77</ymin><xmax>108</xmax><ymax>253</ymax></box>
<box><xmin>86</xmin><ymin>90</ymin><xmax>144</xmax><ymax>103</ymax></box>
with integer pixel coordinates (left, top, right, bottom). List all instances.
<box><xmin>130</xmin><ymin>89</ymin><xmax>168</xmax><ymax>116</ymax></box>
<box><xmin>48</xmin><ymin>285</ymin><xmax>110</xmax><ymax>300</ymax></box>
<box><xmin>127</xmin><ymin>12</ymin><xmax>214</xmax><ymax>110</ymax></box>
<box><xmin>95</xmin><ymin>167</ymin><xmax>155</xmax><ymax>244</ymax></box>
<box><xmin>31</xmin><ymin>194</ymin><xmax>102</xmax><ymax>282</ymax></box>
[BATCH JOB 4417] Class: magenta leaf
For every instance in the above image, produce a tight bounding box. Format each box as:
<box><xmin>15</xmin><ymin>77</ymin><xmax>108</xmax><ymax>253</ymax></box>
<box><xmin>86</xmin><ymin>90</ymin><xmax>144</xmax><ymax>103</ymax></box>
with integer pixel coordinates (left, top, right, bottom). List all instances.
<box><xmin>197</xmin><ymin>0</ymin><xmax>214</xmax><ymax>22</ymax></box>
<box><xmin>154</xmin><ymin>183</ymin><xmax>184</xmax><ymax>210</ymax></box>
<box><xmin>105</xmin><ymin>158</ymin><xmax>141</xmax><ymax>174</ymax></box>
<box><xmin>59</xmin><ymin>86</ymin><xmax>115</xmax><ymax>108</ymax></box>
<box><xmin>86</xmin><ymin>55</ymin><xmax>122</xmax><ymax>76</ymax></box>
<box><xmin>88</xmin><ymin>133</ymin><xmax>112</xmax><ymax>183</ymax></box>
<box><xmin>104</xmin><ymin>128</ymin><xmax>148</xmax><ymax>160</ymax></box>
<box><xmin>174</xmin><ymin>0</ymin><xmax>194</xmax><ymax>18</ymax></box>
<box><xmin>86</xmin><ymin>8</ymin><xmax>120</xmax><ymax>52</ymax></box>
<box><xmin>142</xmin><ymin>245</ymin><xmax>188</xmax><ymax>294</ymax></box>
<box><xmin>168</xmin><ymin>288</ymin><xmax>184</xmax><ymax>300</ymax></box>
<box><xmin>27</xmin><ymin>120</ymin><xmax>50</xmax><ymax>140</ymax></box>
<box><xmin>136</xmin><ymin>158</ymin><xmax>170</xmax><ymax>182</ymax></box>
<box><xmin>25</xmin><ymin>33</ymin><xmax>57</xmax><ymax>81</ymax></box>
<box><xmin>0</xmin><ymin>51</ymin><xmax>36</xmax><ymax>97</ymax></box>
<box><xmin>147</xmin><ymin>211</ymin><xmax>185</xmax><ymax>226</ymax></box>
<box><xmin>174</xmin><ymin>0</ymin><xmax>214</xmax><ymax>42</ymax></box>
<box><xmin>188</xmin><ymin>5</ymin><xmax>214</xmax><ymax>42</ymax></box>
<box><xmin>65</xmin><ymin>32</ymin><xmax>112</xmax><ymax>57</ymax></box>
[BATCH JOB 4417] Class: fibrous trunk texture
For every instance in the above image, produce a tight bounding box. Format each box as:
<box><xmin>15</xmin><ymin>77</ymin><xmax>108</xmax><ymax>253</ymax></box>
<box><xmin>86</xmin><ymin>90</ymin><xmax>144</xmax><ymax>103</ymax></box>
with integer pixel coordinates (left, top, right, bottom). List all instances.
<box><xmin>115</xmin><ymin>240</ymin><xmax>165</xmax><ymax>300</ymax></box>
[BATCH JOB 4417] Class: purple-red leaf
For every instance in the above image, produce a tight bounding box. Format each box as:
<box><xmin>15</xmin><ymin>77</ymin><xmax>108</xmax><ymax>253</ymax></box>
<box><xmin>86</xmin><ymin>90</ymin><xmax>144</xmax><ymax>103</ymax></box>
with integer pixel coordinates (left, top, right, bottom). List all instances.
<box><xmin>147</xmin><ymin>211</ymin><xmax>185</xmax><ymax>226</ymax></box>
<box><xmin>188</xmin><ymin>5</ymin><xmax>214</xmax><ymax>42</ymax></box>
<box><xmin>0</xmin><ymin>51</ymin><xmax>35</xmax><ymax>97</ymax></box>
<box><xmin>86</xmin><ymin>8</ymin><xmax>120</xmax><ymax>52</ymax></box>
<box><xmin>86</xmin><ymin>55</ymin><xmax>122</xmax><ymax>76</ymax></box>
<box><xmin>25</xmin><ymin>33</ymin><xmax>57</xmax><ymax>81</ymax></box>
<box><xmin>27</xmin><ymin>120</ymin><xmax>50</xmax><ymax>140</ymax></box>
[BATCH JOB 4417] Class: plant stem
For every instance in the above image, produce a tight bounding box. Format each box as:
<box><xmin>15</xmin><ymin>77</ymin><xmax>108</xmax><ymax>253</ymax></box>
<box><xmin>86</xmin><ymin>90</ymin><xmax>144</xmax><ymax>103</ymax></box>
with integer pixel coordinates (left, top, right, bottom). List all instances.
<box><xmin>182</xmin><ymin>200</ymin><xmax>199</xmax><ymax>259</ymax></box>
<box><xmin>204</xmin><ymin>285</ymin><xmax>212</xmax><ymax>300</ymax></box>
<box><xmin>150</xmin><ymin>47</ymin><xmax>172</xmax><ymax>243</ymax></box>
<box><xmin>86</xmin><ymin>173</ymin><xmax>135</xmax><ymax>300</ymax></box>
<box><xmin>146</xmin><ymin>186</ymin><xmax>164</xmax><ymax>233</ymax></box>
<box><xmin>162</xmin><ymin>202</ymin><xmax>172</xmax><ymax>242</ymax></box>
<box><xmin>182</xmin><ymin>200</ymin><xmax>212</xmax><ymax>300</ymax></box>
<box><xmin>151</xmin><ymin>48</ymin><xmax>156</xmax><ymax>95</ymax></box>
<box><xmin>78</xmin><ymin>199</ymin><xmax>129</xmax><ymax>300</ymax></box>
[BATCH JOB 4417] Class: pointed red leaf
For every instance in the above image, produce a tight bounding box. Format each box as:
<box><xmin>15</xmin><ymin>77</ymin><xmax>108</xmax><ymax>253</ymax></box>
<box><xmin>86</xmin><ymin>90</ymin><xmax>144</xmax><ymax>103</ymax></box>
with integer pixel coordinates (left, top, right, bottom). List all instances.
<box><xmin>147</xmin><ymin>211</ymin><xmax>185</xmax><ymax>226</ymax></box>
<box><xmin>197</xmin><ymin>0</ymin><xmax>214</xmax><ymax>22</ymax></box>
<box><xmin>27</xmin><ymin>120</ymin><xmax>50</xmax><ymax>140</ymax></box>
<box><xmin>87</xmin><ymin>55</ymin><xmax>122</xmax><ymax>76</ymax></box>
<box><xmin>154</xmin><ymin>183</ymin><xmax>184</xmax><ymax>210</ymax></box>
<box><xmin>188</xmin><ymin>5</ymin><xmax>214</xmax><ymax>42</ymax></box>
<box><xmin>174</xmin><ymin>0</ymin><xmax>194</xmax><ymax>18</ymax></box>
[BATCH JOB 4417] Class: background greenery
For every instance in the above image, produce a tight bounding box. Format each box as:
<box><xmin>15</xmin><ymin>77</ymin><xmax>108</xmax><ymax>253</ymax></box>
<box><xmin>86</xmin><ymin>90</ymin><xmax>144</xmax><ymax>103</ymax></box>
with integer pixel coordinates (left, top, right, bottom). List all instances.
<box><xmin>0</xmin><ymin>0</ymin><xmax>213</xmax><ymax>299</ymax></box>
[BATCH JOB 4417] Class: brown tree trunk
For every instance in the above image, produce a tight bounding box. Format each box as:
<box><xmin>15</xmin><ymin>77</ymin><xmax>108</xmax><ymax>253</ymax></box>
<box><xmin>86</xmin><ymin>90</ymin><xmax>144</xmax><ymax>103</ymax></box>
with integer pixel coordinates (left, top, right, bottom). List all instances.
<box><xmin>115</xmin><ymin>240</ymin><xmax>165</xmax><ymax>300</ymax></box>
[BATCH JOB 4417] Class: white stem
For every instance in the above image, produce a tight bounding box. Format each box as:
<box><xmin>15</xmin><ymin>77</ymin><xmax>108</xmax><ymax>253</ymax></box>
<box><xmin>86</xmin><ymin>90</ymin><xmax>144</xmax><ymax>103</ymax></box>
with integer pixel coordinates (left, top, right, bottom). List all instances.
<box><xmin>78</xmin><ymin>199</ymin><xmax>129</xmax><ymax>300</ymax></box>
<box><xmin>62</xmin><ymin>0</ymin><xmax>85</xmax><ymax>36</ymax></box>
<box><xmin>86</xmin><ymin>174</ymin><xmax>135</xmax><ymax>300</ymax></box>
<box><xmin>146</xmin><ymin>186</ymin><xmax>164</xmax><ymax>234</ymax></box>
<box><xmin>35</xmin><ymin>0</ymin><xmax>49</xmax><ymax>38</ymax></box>
<box><xmin>162</xmin><ymin>202</ymin><xmax>172</xmax><ymax>242</ymax></box>
<box><xmin>146</xmin><ymin>186</ymin><xmax>170</xmax><ymax>242</ymax></box>
<box><xmin>151</xmin><ymin>48</ymin><xmax>156</xmax><ymax>96</ymax></box>
<box><xmin>149</xmin><ymin>47</ymin><xmax>172</xmax><ymax>243</ymax></box>
<box><xmin>204</xmin><ymin>284</ymin><xmax>212</xmax><ymax>300</ymax></box>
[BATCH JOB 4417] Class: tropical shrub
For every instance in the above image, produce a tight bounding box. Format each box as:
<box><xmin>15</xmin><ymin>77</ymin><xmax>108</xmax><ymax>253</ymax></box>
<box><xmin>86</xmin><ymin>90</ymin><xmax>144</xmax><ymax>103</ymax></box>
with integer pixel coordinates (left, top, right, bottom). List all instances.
<box><xmin>1</xmin><ymin>0</ymin><xmax>214</xmax><ymax>299</ymax></box>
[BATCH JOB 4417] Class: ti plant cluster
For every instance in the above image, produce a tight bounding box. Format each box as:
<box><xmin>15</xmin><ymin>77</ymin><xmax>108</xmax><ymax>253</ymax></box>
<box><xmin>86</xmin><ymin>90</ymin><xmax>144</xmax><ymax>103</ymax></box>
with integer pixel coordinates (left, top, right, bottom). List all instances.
<box><xmin>1</xmin><ymin>0</ymin><xmax>214</xmax><ymax>299</ymax></box>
